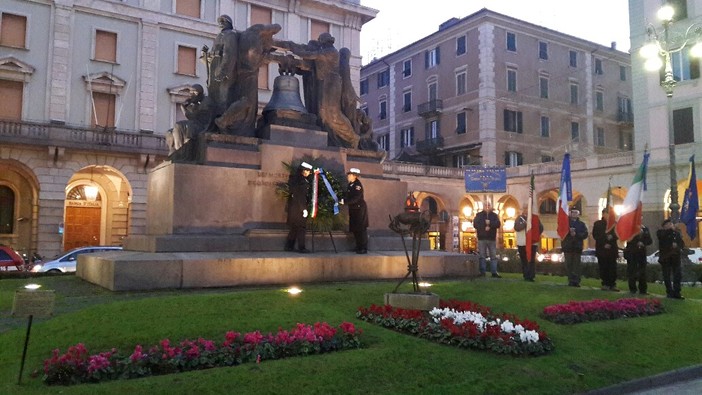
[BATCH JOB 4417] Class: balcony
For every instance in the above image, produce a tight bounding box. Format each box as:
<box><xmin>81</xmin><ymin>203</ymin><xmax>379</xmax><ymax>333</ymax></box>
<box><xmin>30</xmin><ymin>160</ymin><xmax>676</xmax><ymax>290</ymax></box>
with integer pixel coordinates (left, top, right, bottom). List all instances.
<box><xmin>416</xmin><ymin>137</ymin><xmax>444</xmax><ymax>153</ymax></box>
<box><xmin>617</xmin><ymin>111</ymin><xmax>634</xmax><ymax>125</ymax></box>
<box><xmin>0</xmin><ymin>119</ymin><xmax>168</xmax><ymax>155</ymax></box>
<box><xmin>417</xmin><ymin>99</ymin><xmax>443</xmax><ymax>117</ymax></box>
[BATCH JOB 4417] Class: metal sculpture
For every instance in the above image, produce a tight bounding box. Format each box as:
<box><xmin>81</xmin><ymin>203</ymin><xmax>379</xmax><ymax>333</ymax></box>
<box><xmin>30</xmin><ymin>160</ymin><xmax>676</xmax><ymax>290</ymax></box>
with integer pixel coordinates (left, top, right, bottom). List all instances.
<box><xmin>388</xmin><ymin>193</ymin><xmax>432</xmax><ymax>293</ymax></box>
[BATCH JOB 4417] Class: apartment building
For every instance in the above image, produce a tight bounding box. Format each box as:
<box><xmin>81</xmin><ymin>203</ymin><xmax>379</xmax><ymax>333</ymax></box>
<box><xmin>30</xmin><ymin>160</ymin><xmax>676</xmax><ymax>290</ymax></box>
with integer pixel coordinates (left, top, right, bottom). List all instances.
<box><xmin>0</xmin><ymin>0</ymin><xmax>376</xmax><ymax>258</ymax></box>
<box><xmin>360</xmin><ymin>8</ymin><xmax>634</xmax><ymax>167</ymax></box>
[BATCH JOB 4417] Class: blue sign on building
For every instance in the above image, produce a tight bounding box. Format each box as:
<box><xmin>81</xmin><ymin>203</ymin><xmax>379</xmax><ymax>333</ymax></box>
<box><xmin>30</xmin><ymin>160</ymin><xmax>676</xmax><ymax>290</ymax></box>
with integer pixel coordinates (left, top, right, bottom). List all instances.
<box><xmin>464</xmin><ymin>167</ymin><xmax>507</xmax><ymax>193</ymax></box>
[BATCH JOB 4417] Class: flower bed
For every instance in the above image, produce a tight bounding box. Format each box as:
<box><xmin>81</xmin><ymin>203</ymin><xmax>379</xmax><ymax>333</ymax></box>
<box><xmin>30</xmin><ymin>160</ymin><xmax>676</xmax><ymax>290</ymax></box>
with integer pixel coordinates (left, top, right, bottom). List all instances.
<box><xmin>42</xmin><ymin>322</ymin><xmax>361</xmax><ymax>385</ymax></box>
<box><xmin>357</xmin><ymin>299</ymin><xmax>554</xmax><ymax>356</ymax></box>
<box><xmin>542</xmin><ymin>298</ymin><xmax>664</xmax><ymax>325</ymax></box>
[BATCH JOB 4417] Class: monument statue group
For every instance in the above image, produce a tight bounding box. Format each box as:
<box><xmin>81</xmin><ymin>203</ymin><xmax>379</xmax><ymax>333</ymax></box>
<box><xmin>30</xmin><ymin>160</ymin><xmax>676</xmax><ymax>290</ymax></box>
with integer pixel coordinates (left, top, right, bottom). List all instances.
<box><xmin>167</xmin><ymin>15</ymin><xmax>379</xmax><ymax>158</ymax></box>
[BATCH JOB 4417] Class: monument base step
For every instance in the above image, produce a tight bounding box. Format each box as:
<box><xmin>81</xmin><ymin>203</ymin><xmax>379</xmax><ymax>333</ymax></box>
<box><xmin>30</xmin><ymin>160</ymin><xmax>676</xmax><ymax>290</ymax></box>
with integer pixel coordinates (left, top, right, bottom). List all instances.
<box><xmin>77</xmin><ymin>250</ymin><xmax>479</xmax><ymax>291</ymax></box>
<box><xmin>123</xmin><ymin>229</ymin><xmax>428</xmax><ymax>253</ymax></box>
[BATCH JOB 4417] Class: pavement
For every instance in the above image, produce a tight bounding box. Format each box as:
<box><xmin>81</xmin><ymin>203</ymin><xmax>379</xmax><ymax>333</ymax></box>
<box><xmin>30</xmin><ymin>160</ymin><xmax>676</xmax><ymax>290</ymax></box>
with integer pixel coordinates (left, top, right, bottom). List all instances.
<box><xmin>586</xmin><ymin>364</ymin><xmax>702</xmax><ymax>394</ymax></box>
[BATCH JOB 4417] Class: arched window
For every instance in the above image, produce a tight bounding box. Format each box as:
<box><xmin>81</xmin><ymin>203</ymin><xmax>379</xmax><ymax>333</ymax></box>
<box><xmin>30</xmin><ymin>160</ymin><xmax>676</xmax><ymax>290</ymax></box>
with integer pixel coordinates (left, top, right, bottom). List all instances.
<box><xmin>539</xmin><ymin>198</ymin><xmax>557</xmax><ymax>214</ymax></box>
<box><xmin>0</xmin><ymin>186</ymin><xmax>15</xmax><ymax>234</ymax></box>
<box><xmin>425</xmin><ymin>197</ymin><xmax>438</xmax><ymax>215</ymax></box>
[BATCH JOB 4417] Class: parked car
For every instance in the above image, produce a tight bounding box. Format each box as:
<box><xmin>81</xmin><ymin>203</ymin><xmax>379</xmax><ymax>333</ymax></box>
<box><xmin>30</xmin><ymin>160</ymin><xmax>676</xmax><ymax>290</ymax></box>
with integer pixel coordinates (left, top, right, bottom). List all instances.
<box><xmin>537</xmin><ymin>247</ymin><xmax>625</xmax><ymax>264</ymax></box>
<box><xmin>0</xmin><ymin>245</ymin><xmax>25</xmax><ymax>271</ymax></box>
<box><xmin>647</xmin><ymin>248</ymin><xmax>702</xmax><ymax>265</ymax></box>
<box><xmin>31</xmin><ymin>246</ymin><xmax>123</xmax><ymax>273</ymax></box>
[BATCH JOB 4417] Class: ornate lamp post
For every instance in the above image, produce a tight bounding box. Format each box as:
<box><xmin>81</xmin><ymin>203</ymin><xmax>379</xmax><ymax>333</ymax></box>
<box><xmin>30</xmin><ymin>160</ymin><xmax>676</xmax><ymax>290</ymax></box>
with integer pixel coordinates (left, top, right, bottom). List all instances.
<box><xmin>640</xmin><ymin>4</ymin><xmax>702</xmax><ymax>222</ymax></box>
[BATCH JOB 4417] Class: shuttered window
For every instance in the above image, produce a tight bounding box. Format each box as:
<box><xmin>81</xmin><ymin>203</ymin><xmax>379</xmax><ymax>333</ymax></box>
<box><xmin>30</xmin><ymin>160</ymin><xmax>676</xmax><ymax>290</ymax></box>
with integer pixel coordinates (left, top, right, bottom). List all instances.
<box><xmin>91</xmin><ymin>92</ymin><xmax>116</xmax><ymax>128</ymax></box>
<box><xmin>177</xmin><ymin>45</ymin><xmax>197</xmax><ymax>76</ymax></box>
<box><xmin>0</xmin><ymin>79</ymin><xmax>23</xmax><ymax>120</ymax></box>
<box><xmin>95</xmin><ymin>30</ymin><xmax>117</xmax><ymax>63</ymax></box>
<box><xmin>311</xmin><ymin>19</ymin><xmax>329</xmax><ymax>40</ymax></box>
<box><xmin>251</xmin><ymin>5</ymin><xmax>272</xmax><ymax>24</ymax></box>
<box><xmin>175</xmin><ymin>0</ymin><xmax>200</xmax><ymax>18</ymax></box>
<box><xmin>0</xmin><ymin>13</ymin><xmax>27</xmax><ymax>48</ymax></box>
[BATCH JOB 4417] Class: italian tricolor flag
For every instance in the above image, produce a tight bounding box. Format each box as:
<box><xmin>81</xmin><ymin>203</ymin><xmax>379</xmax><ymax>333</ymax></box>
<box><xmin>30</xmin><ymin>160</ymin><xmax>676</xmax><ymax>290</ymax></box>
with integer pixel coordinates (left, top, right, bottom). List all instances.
<box><xmin>616</xmin><ymin>152</ymin><xmax>650</xmax><ymax>242</ymax></box>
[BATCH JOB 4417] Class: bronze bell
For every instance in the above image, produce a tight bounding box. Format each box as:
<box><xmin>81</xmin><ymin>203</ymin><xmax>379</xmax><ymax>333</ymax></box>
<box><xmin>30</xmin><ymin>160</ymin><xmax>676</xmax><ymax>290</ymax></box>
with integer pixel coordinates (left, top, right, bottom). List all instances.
<box><xmin>263</xmin><ymin>75</ymin><xmax>308</xmax><ymax>114</ymax></box>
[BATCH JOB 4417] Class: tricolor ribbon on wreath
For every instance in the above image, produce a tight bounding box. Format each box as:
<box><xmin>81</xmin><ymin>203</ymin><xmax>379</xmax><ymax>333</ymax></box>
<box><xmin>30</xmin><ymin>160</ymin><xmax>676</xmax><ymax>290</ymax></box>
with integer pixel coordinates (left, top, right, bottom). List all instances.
<box><xmin>310</xmin><ymin>168</ymin><xmax>340</xmax><ymax>218</ymax></box>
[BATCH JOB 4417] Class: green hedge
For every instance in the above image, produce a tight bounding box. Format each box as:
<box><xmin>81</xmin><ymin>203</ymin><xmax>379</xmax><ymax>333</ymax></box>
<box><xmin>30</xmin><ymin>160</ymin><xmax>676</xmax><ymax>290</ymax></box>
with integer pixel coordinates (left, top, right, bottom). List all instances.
<box><xmin>496</xmin><ymin>250</ymin><xmax>702</xmax><ymax>285</ymax></box>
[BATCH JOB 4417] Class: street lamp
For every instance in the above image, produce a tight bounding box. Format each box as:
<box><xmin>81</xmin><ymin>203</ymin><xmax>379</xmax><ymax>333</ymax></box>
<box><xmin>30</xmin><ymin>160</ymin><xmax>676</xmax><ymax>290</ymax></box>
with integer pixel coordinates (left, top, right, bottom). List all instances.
<box><xmin>639</xmin><ymin>3</ymin><xmax>702</xmax><ymax>222</ymax></box>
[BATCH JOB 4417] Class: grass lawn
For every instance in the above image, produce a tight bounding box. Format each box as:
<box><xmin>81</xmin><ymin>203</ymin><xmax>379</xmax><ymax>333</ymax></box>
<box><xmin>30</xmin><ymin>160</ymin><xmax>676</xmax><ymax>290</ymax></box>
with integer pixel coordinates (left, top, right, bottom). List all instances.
<box><xmin>0</xmin><ymin>273</ymin><xmax>701</xmax><ymax>395</ymax></box>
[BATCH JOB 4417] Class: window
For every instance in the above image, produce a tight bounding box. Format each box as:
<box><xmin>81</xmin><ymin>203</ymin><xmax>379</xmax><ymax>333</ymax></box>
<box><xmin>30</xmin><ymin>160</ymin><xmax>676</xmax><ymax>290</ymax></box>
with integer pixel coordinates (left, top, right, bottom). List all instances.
<box><xmin>505</xmin><ymin>151</ymin><xmax>523</xmax><ymax>167</ymax></box>
<box><xmin>403</xmin><ymin>91</ymin><xmax>412</xmax><ymax>112</ymax></box>
<box><xmin>91</xmin><ymin>92</ymin><xmax>116</xmax><ymax>128</ymax></box>
<box><xmin>669</xmin><ymin>50</ymin><xmax>700</xmax><ymax>81</ymax></box>
<box><xmin>402</xmin><ymin>59</ymin><xmax>412</xmax><ymax>78</ymax></box>
<box><xmin>594</xmin><ymin>58</ymin><xmax>603</xmax><ymax>75</ymax></box>
<box><xmin>456</xmin><ymin>35</ymin><xmax>466</xmax><ymax>55</ymax></box>
<box><xmin>453</xmin><ymin>154</ymin><xmax>469</xmax><ymax>168</ymax></box>
<box><xmin>668</xmin><ymin>0</ymin><xmax>688</xmax><ymax>21</ymax></box>
<box><xmin>425</xmin><ymin>47</ymin><xmax>440</xmax><ymax>68</ymax></box>
<box><xmin>379</xmin><ymin>99</ymin><xmax>387</xmax><ymax>120</ymax></box>
<box><xmin>570</xmin><ymin>83</ymin><xmax>578</xmax><ymax>104</ymax></box>
<box><xmin>456</xmin><ymin>111</ymin><xmax>466</xmax><ymax>134</ymax></box>
<box><xmin>540</xmin><ymin>198</ymin><xmax>557</xmax><ymax>214</ymax></box>
<box><xmin>539</xmin><ymin>76</ymin><xmax>549</xmax><ymax>99</ymax></box>
<box><xmin>540</xmin><ymin>116</ymin><xmax>550</xmax><ymax>137</ymax></box>
<box><xmin>569</xmin><ymin>50</ymin><xmax>578</xmax><ymax>67</ymax></box>
<box><xmin>251</xmin><ymin>5</ymin><xmax>272</xmax><ymax>24</ymax></box>
<box><xmin>310</xmin><ymin>19</ymin><xmax>329</xmax><ymax>40</ymax></box>
<box><xmin>0</xmin><ymin>79</ymin><xmax>23</xmax><ymax>121</ymax></box>
<box><xmin>1</xmin><ymin>13</ymin><xmax>27</xmax><ymax>48</ymax></box>
<box><xmin>360</xmin><ymin>79</ymin><xmax>368</xmax><ymax>95</ymax></box>
<box><xmin>620</xmin><ymin>65</ymin><xmax>627</xmax><ymax>81</ymax></box>
<box><xmin>541</xmin><ymin>155</ymin><xmax>554</xmax><ymax>163</ymax></box>
<box><xmin>0</xmin><ymin>186</ymin><xmax>14</xmax><ymax>234</ymax></box>
<box><xmin>377</xmin><ymin>69</ymin><xmax>390</xmax><ymax>88</ymax></box>
<box><xmin>618</xmin><ymin>96</ymin><xmax>632</xmax><ymax>120</ymax></box>
<box><xmin>506</xmin><ymin>32</ymin><xmax>516</xmax><ymax>51</ymax></box>
<box><xmin>571</xmin><ymin>121</ymin><xmax>580</xmax><ymax>141</ymax></box>
<box><xmin>595</xmin><ymin>91</ymin><xmax>604</xmax><ymax>111</ymax></box>
<box><xmin>94</xmin><ymin>30</ymin><xmax>117</xmax><ymax>63</ymax></box>
<box><xmin>538</xmin><ymin>41</ymin><xmax>548</xmax><ymax>60</ymax></box>
<box><xmin>596</xmin><ymin>127</ymin><xmax>606</xmax><ymax>146</ymax></box>
<box><xmin>619</xmin><ymin>131</ymin><xmax>633</xmax><ymax>150</ymax></box>
<box><xmin>428</xmin><ymin>82</ymin><xmax>437</xmax><ymax>101</ymax></box>
<box><xmin>456</xmin><ymin>71</ymin><xmax>466</xmax><ymax>95</ymax></box>
<box><xmin>426</xmin><ymin>119</ymin><xmax>440</xmax><ymax>139</ymax></box>
<box><xmin>673</xmin><ymin>107</ymin><xmax>694</xmax><ymax>144</ymax></box>
<box><xmin>507</xmin><ymin>67</ymin><xmax>517</xmax><ymax>92</ymax></box>
<box><xmin>401</xmin><ymin>127</ymin><xmax>415</xmax><ymax>147</ymax></box>
<box><xmin>504</xmin><ymin>109</ymin><xmax>523</xmax><ymax>133</ymax></box>
<box><xmin>377</xmin><ymin>134</ymin><xmax>390</xmax><ymax>151</ymax></box>
<box><xmin>177</xmin><ymin>45</ymin><xmax>197</xmax><ymax>75</ymax></box>
<box><xmin>175</xmin><ymin>0</ymin><xmax>201</xmax><ymax>18</ymax></box>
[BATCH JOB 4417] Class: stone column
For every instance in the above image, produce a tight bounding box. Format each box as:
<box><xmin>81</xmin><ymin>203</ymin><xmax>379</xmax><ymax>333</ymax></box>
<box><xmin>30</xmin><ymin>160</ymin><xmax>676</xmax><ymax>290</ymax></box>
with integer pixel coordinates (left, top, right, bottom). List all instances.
<box><xmin>138</xmin><ymin>20</ymin><xmax>159</xmax><ymax>133</ymax></box>
<box><xmin>48</xmin><ymin>2</ymin><xmax>74</xmax><ymax>122</ymax></box>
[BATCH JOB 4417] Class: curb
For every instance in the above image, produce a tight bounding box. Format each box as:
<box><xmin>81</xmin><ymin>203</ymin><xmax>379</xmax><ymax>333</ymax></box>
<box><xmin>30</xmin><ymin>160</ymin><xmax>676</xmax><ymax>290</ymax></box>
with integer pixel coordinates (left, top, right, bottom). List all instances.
<box><xmin>585</xmin><ymin>364</ymin><xmax>702</xmax><ymax>394</ymax></box>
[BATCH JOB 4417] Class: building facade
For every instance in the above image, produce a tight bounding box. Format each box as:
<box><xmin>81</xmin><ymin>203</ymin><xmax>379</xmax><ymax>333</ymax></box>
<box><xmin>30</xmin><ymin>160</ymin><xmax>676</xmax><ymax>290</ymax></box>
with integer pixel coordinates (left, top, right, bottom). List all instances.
<box><xmin>0</xmin><ymin>0</ymin><xmax>376</xmax><ymax>258</ymax></box>
<box><xmin>360</xmin><ymin>8</ymin><xmax>634</xmax><ymax>168</ymax></box>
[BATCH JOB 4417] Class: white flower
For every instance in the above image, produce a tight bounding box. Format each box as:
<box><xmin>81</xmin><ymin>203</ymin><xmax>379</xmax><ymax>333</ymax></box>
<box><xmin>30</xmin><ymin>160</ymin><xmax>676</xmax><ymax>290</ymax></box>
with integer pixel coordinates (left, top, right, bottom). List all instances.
<box><xmin>430</xmin><ymin>307</ymin><xmax>540</xmax><ymax>344</ymax></box>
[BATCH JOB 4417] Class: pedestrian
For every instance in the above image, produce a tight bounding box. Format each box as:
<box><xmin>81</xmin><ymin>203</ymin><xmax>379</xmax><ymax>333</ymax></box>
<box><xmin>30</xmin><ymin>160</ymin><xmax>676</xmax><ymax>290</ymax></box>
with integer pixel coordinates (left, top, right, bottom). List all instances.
<box><xmin>624</xmin><ymin>219</ymin><xmax>652</xmax><ymax>295</ymax></box>
<box><xmin>656</xmin><ymin>219</ymin><xmax>685</xmax><ymax>299</ymax></box>
<box><xmin>472</xmin><ymin>201</ymin><xmax>502</xmax><ymax>277</ymax></box>
<box><xmin>342</xmin><ymin>168</ymin><xmax>368</xmax><ymax>254</ymax></box>
<box><xmin>561</xmin><ymin>209</ymin><xmax>588</xmax><ymax>287</ymax></box>
<box><xmin>514</xmin><ymin>204</ymin><xmax>543</xmax><ymax>282</ymax></box>
<box><xmin>592</xmin><ymin>208</ymin><xmax>620</xmax><ymax>291</ymax></box>
<box><xmin>285</xmin><ymin>162</ymin><xmax>312</xmax><ymax>253</ymax></box>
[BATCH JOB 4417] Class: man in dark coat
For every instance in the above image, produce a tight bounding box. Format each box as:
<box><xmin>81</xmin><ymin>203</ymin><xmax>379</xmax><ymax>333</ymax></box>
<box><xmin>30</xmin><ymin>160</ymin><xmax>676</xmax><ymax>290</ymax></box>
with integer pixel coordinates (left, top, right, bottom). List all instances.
<box><xmin>561</xmin><ymin>209</ymin><xmax>589</xmax><ymax>287</ymax></box>
<box><xmin>656</xmin><ymin>219</ymin><xmax>685</xmax><ymax>299</ymax></box>
<box><xmin>624</xmin><ymin>219</ymin><xmax>652</xmax><ymax>294</ymax></box>
<box><xmin>473</xmin><ymin>201</ymin><xmax>502</xmax><ymax>277</ymax></box>
<box><xmin>592</xmin><ymin>208</ymin><xmax>620</xmax><ymax>291</ymax></box>
<box><xmin>343</xmin><ymin>168</ymin><xmax>368</xmax><ymax>254</ymax></box>
<box><xmin>285</xmin><ymin>162</ymin><xmax>312</xmax><ymax>253</ymax></box>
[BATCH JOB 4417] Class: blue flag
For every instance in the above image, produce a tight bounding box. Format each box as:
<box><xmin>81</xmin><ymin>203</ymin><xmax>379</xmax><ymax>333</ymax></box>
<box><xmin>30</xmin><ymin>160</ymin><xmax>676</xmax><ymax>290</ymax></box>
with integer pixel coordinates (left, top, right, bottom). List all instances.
<box><xmin>680</xmin><ymin>155</ymin><xmax>699</xmax><ymax>239</ymax></box>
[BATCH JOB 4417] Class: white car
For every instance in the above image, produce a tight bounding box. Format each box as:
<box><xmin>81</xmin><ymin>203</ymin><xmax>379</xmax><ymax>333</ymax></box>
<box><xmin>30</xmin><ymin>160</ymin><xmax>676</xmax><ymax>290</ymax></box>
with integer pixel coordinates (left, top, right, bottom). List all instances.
<box><xmin>31</xmin><ymin>246</ymin><xmax>122</xmax><ymax>273</ymax></box>
<box><xmin>647</xmin><ymin>248</ymin><xmax>702</xmax><ymax>265</ymax></box>
<box><xmin>536</xmin><ymin>248</ymin><xmax>563</xmax><ymax>263</ymax></box>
